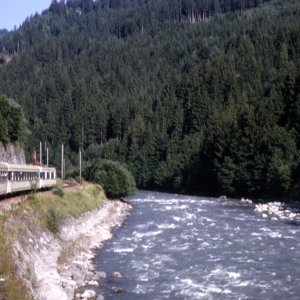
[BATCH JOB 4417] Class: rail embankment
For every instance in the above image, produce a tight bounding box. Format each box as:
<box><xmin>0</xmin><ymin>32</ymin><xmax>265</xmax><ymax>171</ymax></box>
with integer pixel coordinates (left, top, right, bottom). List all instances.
<box><xmin>0</xmin><ymin>182</ymin><xmax>131</xmax><ymax>300</ymax></box>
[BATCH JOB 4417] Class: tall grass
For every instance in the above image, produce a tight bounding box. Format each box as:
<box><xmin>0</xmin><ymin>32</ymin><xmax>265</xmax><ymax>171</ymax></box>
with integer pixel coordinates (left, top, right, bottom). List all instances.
<box><xmin>26</xmin><ymin>182</ymin><xmax>106</xmax><ymax>233</ymax></box>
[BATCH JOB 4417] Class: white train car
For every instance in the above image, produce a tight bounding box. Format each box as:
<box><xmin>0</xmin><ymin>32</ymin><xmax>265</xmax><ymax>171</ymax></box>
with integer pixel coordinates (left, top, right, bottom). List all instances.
<box><xmin>38</xmin><ymin>165</ymin><xmax>56</xmax><ymax>189</ymax></box>
<box><xmin>0</xmin><ymin>162</ymin><xmax>56</xmax><ymax>196</ymax></box>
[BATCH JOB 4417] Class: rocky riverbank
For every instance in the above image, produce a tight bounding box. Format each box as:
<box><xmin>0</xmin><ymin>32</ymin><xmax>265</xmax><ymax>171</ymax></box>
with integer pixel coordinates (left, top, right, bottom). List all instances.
<box><xmin>2</xmin><ymin>194</ymin><xmax>131</xmax><ymax>300</ymax></box>
<box><xmin>58</xmin><ymin>200</ymin><xmax>131</xmax><ymax>300</ymax></box>
<box><xmin>254</xmin><ymin>201</ymin><xmax>300</xmax><ymax>222</ymax></box>
<box><xmin>219</xmin><ymin>195</ymin><xmax>300</xmax><ymax>223</ymax></box>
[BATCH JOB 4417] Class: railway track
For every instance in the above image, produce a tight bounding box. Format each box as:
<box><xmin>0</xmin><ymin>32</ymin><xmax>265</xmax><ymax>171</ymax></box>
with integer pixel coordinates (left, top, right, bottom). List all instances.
<box><xmin>0</xmin><ymin>181</ymin><xmax>79</xmax><ymax>214</ymax></box>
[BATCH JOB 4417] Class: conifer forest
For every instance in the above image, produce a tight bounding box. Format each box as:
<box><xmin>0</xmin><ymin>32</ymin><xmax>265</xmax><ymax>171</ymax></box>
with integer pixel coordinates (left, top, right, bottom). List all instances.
<box><xmin>0</xmin><ymin>0</ymin><xmax>299</xmax><ymax>198</ymax></box>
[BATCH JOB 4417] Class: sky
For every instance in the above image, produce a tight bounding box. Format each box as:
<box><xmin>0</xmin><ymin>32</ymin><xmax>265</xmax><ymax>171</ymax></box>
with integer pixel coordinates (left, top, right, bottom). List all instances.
<box><xmin>0</xmin><ymin>0</ymin><xmax>52</xmax><ymax>31</ymax></box>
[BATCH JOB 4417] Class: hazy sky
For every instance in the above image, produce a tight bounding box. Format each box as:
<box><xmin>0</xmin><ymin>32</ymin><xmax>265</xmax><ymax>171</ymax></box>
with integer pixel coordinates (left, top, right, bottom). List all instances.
<box><xmin>0</xmin><ymin>0</ymin><xmax>52</xmax><ymax>30</ymax></box>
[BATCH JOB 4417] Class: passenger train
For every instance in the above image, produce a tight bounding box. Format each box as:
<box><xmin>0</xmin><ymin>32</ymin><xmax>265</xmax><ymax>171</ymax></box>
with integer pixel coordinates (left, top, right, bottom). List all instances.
<box><xmin>0</xmin><ymin>162</ymin><xmax>56</xmax><ymax>196</ymax></box>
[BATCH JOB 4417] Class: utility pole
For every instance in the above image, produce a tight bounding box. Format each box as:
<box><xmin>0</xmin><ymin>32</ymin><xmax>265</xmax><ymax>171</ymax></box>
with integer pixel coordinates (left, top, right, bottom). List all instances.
<box><xmin>40</xmin><ymin>142</ymin><xmax>42</xmax><ymax>166</ymax></box>
<box><xmin>79</xmin><ymin>148</ymin><xmax>82</xmax><ymax>185</ymax></box>
<box><xmin>64</xmin><ymin>158</ymin><xmax>66</xmax><ymax>181</ymax></box>
<box><xmin>46</xmin><ymin>147</ymin><xmax>49</xmax><ymax>166</ymax></box>
<box><xmin>61</xmin><ymin>144</ymin><xmax>64</xmax><ymax>180</ymax></box>
<box><xmin>33</xmin><ymin>148</ymin><xmax>37</xmax><ymax>164</ymax></box>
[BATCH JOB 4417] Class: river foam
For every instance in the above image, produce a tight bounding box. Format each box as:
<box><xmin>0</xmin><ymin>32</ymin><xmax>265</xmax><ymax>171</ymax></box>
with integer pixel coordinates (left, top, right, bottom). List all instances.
<box><xmin>94</xmin><ymin>191</ymin><xmax>300</xmax><ymax>300</ymax></box>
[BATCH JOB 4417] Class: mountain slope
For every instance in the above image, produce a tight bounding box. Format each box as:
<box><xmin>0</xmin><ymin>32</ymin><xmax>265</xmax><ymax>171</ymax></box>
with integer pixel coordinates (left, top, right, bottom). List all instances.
<box><xmin>0</xmin><ymin>0</ymin><xmax>299</xmax><ymax>197</ymax></box>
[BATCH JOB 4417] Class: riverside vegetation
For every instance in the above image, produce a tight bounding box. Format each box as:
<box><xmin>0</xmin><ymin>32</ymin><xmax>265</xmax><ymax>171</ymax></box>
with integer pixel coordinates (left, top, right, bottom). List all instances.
<box><xmin>83</xmin><ymin>159</ymin><xmax>136</xmax><ymax>198</ymax></box>
<box><xmin>0</xmin><ymin>0</ymin><xmax>299</xmax><ymax>199</ymax></box>
<box><xmin>0</xmin><ymin>182</ymin><xmax>106</xmax><ymax>300</ymax></box>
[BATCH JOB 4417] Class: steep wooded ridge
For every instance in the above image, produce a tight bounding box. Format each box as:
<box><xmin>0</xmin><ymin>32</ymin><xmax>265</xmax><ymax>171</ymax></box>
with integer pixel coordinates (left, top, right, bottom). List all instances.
<box><xmin>0</xmin><ymin>0</ymin><xmax>299</xmax><ymax>198</ymax></box>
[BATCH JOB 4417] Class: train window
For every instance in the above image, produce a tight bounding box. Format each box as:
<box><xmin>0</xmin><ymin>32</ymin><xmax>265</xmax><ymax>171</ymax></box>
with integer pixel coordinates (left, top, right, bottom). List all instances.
<box><xmin>0</xmin><ymin>171</ymin><xmax>8</xmax><ymax>182</ymax></box>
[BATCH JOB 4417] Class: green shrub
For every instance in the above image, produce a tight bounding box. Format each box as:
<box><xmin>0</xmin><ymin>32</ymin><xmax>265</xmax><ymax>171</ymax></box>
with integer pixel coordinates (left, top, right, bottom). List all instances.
<box><xmin>84</xmin><ymin>159</ymin><xmax>136</xmax><ymax>199</ymax></box>
<box><xmin>46</xmin><ymin>207</ymin><xmax>62</xmax><ymax>233</ymax></box>
<box><xmin>28</xmin><ymin>193</ymin><xmax>39</xmax><ymax>207</ymax></box>
<box><xmin>28</xmin><ymin>183</ymin><xmax>39</xmax><ymax>207</ymax></box>
<box><xmin>52</xmin><ymin>186</ymin><xmax>64</xmax><ymax>198</ymax></box>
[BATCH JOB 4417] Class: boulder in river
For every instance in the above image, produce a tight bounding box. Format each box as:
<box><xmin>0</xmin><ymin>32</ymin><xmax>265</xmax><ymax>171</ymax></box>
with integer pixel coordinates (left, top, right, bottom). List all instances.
<box><xmin>88</xmin><ymin>280</ymin><xmax>99</xmax><ymax>286</ymax></box>
<box><xmin>81</xmin><ymin>289</ymin><xmax>96</xmax><ymax>299</ymax></box>
<box><xmin>113</xmin><ymin>287</ymin><xmax>126</xmax><ymax>295</ymax></box>
<box><xmin>94</xmin><ymin>271</ymin><xmax>106</xmax><ymax>280</ymax></box>
<box><xmin>111</xmin><ymin>271</ymin><xmax>122</xmax><ymax>279</ymax></box>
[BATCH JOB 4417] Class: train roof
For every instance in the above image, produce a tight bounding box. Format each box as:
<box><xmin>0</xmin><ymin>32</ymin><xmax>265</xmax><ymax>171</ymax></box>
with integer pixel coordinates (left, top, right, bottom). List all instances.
<box><xmin>0</xmin><ymin>162</ymin><xmax>56</xmax><ymax>172</ymax></box>
<box><xmin>40</xmin><ymin>166</ymin><xmax>56</xmax><ymax>171</ymax></box>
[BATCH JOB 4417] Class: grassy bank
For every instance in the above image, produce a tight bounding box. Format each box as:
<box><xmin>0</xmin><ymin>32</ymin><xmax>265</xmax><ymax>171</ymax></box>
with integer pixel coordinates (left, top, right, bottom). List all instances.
<box><xmin>0</xmin><ymin>182</ymin><xmax>106</xmax><ymax>300</ymax></box>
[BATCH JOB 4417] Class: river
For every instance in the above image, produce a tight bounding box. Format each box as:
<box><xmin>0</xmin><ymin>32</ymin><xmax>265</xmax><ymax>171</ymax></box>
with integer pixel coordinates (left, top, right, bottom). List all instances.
<box><xmin>93</xmin><ymin>191</ymin><xmax>300</xmax><ymax>299</ymax></box>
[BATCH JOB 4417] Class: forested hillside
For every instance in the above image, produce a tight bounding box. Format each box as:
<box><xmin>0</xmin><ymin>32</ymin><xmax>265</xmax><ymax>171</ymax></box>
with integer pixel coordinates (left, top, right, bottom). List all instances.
<box><xmin>0</xmin><ymin>94</ymin><xmax>27</xmax><ymax>144</ymax></box>
<box><xmin>0</xmin><ymin>0</ymin><xmax>299</xmax><ymax>198</ymax></box>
